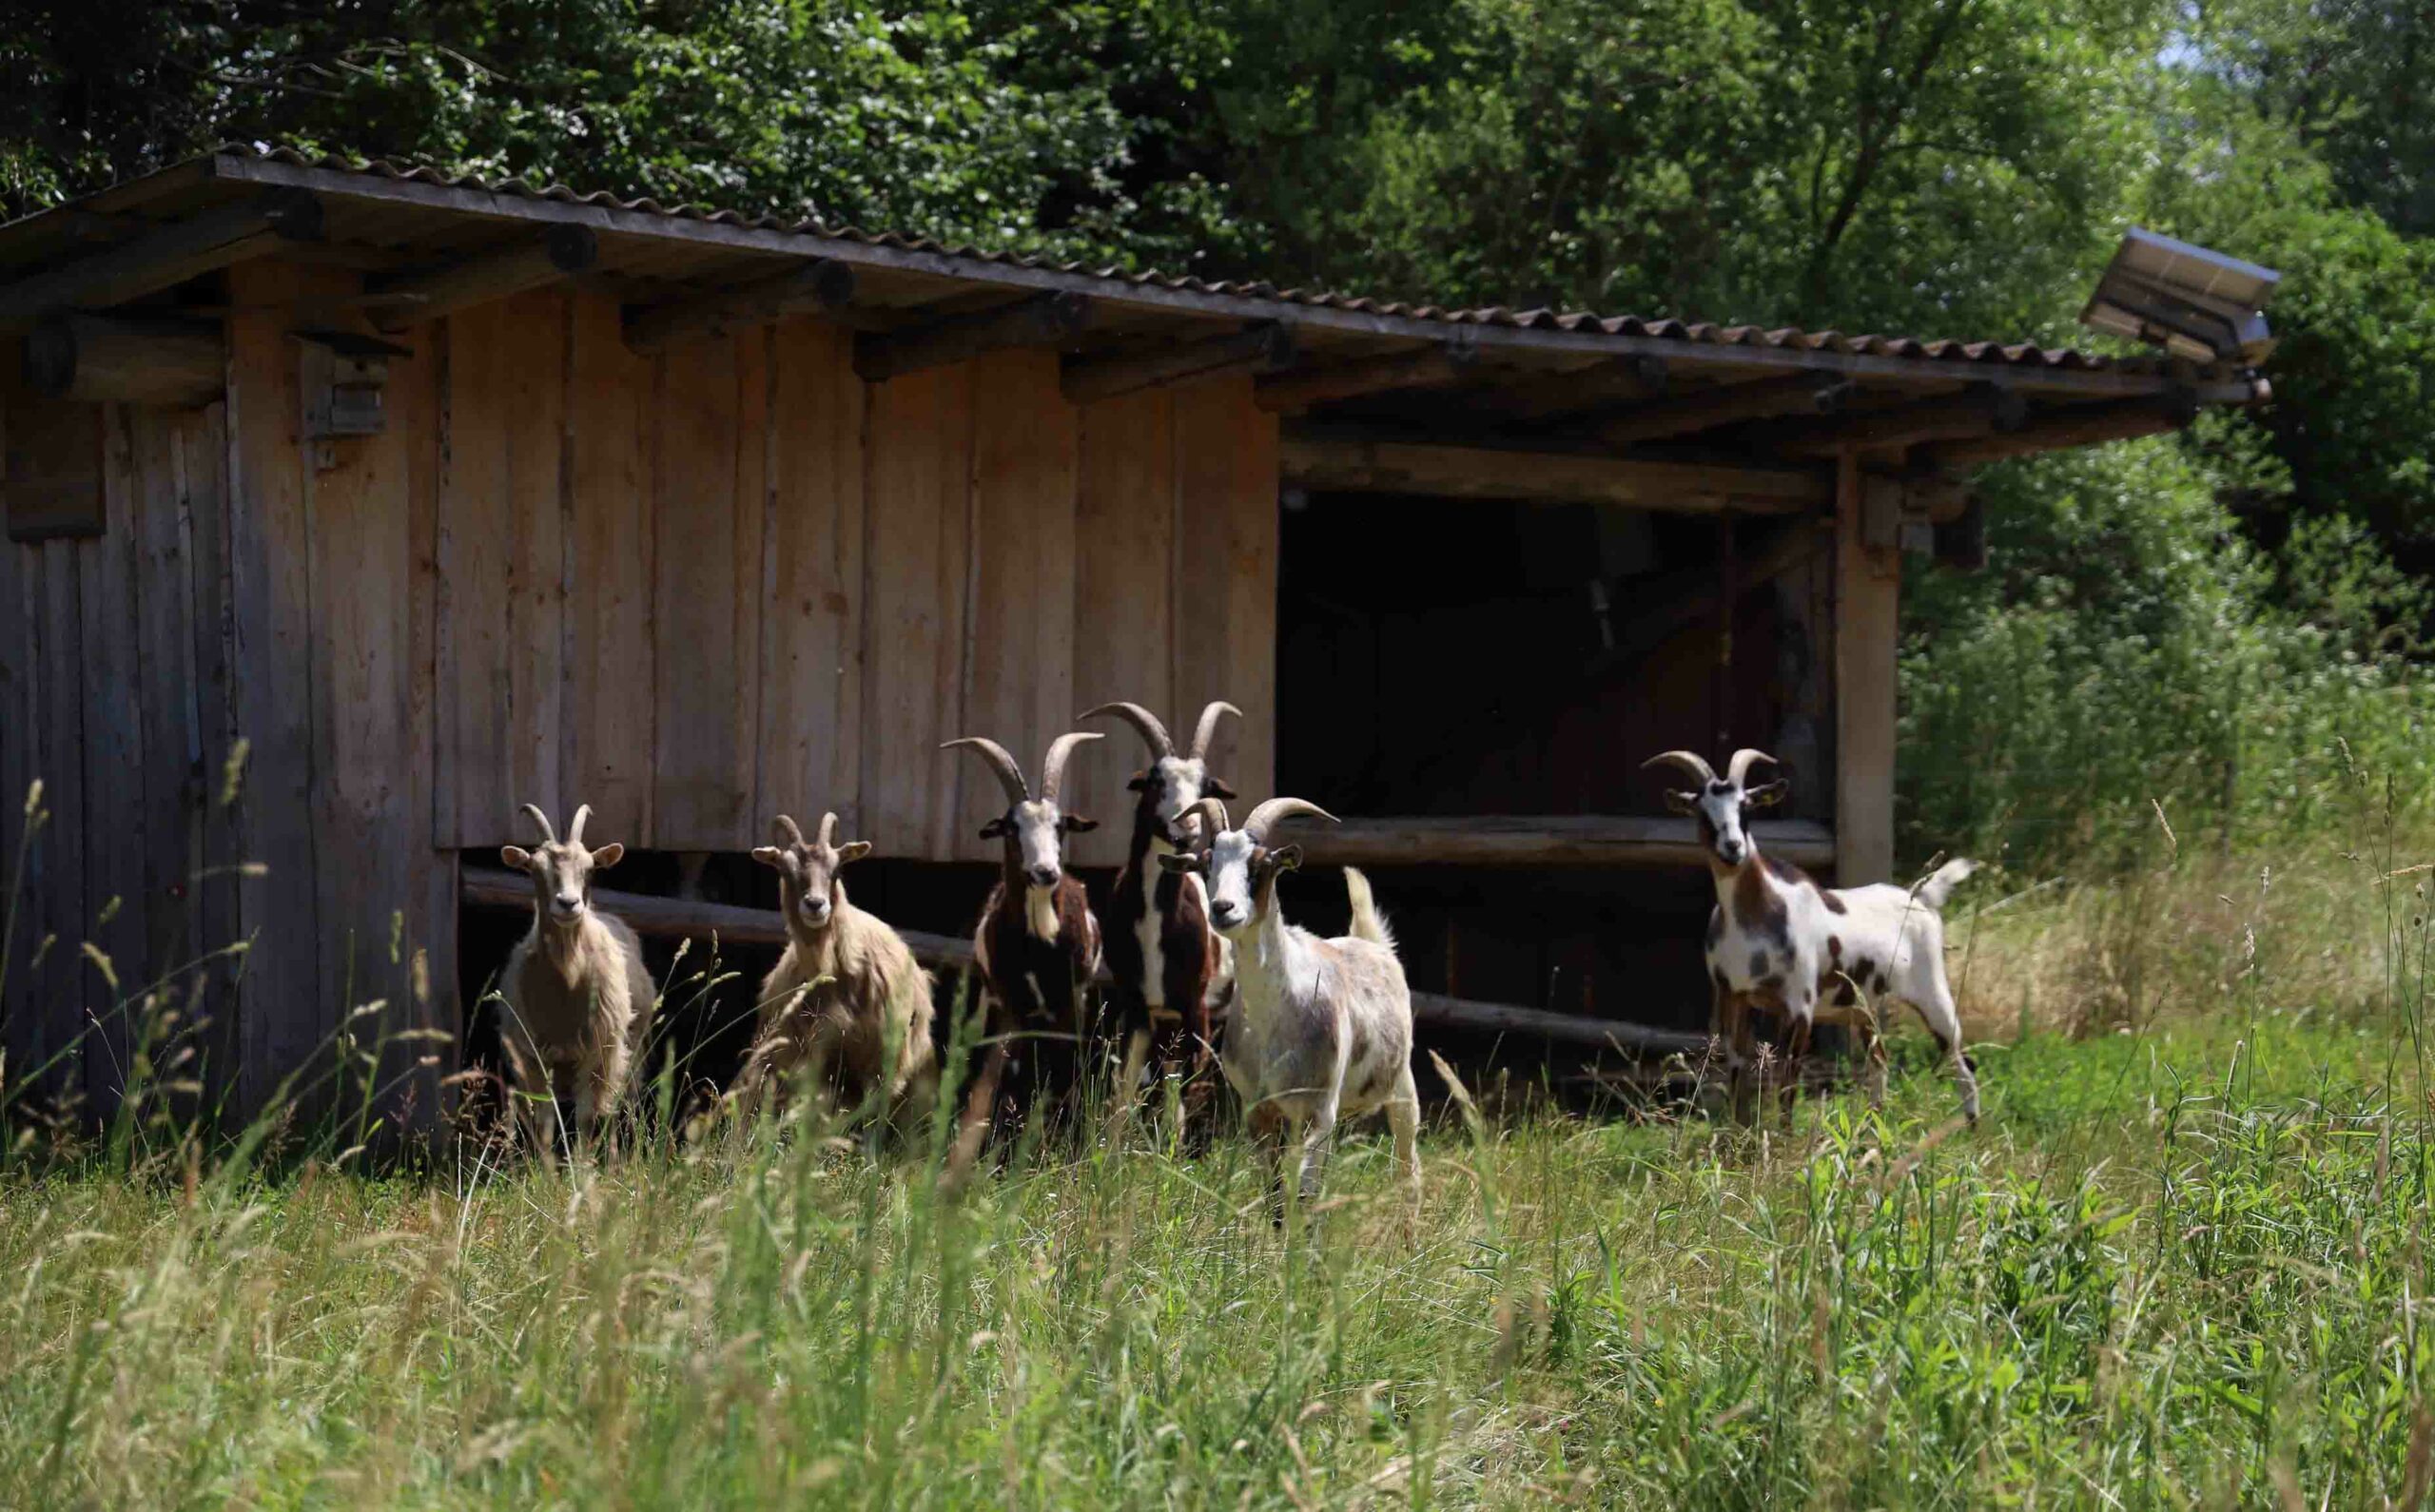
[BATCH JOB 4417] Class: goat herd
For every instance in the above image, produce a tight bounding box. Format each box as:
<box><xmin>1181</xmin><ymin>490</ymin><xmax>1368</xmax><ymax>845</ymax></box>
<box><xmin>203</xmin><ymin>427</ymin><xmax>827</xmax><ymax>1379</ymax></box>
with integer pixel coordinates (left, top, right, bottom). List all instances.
<box><xmin>492</xmin><ymin>700</ymin><xmax>1983</xmax><ymax>1214</ymax></box>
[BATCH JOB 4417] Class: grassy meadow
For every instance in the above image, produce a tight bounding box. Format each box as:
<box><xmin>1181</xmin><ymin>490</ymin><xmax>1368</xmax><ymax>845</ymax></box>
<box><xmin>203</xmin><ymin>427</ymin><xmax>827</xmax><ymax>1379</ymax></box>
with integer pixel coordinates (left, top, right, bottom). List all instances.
<box><xmin>7</xmin><ymin>814</ymin><xmax>2435</xmax><ymax>1507</ymax></box>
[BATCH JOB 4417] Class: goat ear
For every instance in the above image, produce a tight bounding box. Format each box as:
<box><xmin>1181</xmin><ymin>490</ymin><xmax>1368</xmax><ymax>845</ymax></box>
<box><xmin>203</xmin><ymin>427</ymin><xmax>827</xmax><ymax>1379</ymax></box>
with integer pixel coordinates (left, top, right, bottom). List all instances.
<box><xmin>750</xmin><ymin>845</ymin><xmax>786</xmax><ymax>870</ymax></box>
<box><xmin>1156</xmin><ymin>851</ymin><xmax>1204</xmax><ymax>875</ymax></box>
<box><xmin>590</xmin><ymin>842</ymin><xmax>625</xmax><ymax>868</ymax></box>
<box><xmin>1204</xmin><ymin>776</ymin><xmax>1237</xmax><ymax>801</ymax></box>
<box><xmin>1061</xmin><ymin>814</ymin><xmax>1100</xmax><ymax>834</ymax></box>
<box><xmin>1662</xmin><ymin>788</ymin><xmax>1698</xmax><ymax>817</ymax></box>
<box><xmin>836</xmin><ymin>841</ymin><xmax>873</xmax><ymax>864</ymax></box>
<box><xmin>500</xmin><ymin>844</ymin><xmax>534</xmax><ymax>870</ymax></box>
<box><xmin>979</xmin><ymin>817</ymin><xmax>1012</xmax><ymax>840</ymax></box>
<box><xmin>1126</xmin><ymin>771</ymin><xmax>1151</xmax><ymax>792</ymax></box>
<box><xmin>1744</xmin><ymin>779</ymin><xmax>1789</xmax><ymax>810</ymax></box>
<box><xmin>1269</xmin><ymin>843</ymin><xmax>1303</xmax><ymax>873</ymax></box>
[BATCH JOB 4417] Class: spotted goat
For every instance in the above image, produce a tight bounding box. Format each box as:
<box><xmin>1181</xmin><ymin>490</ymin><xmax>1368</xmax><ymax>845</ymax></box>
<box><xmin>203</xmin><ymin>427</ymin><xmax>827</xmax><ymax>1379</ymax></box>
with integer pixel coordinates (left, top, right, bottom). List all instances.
<box><xmin>1646</xmin><ymin>748</ymin><xmax>1981</xmax><ymax>1125</ymax></box>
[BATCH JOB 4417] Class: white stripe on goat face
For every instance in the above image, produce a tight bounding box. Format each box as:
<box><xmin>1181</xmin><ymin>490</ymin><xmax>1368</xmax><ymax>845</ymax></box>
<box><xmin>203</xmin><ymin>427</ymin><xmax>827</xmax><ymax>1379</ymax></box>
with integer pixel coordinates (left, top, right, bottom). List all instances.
<box><xmin>1203</xmin><ymin>830</ymin><xmax>1261</xmax><ymax>935</ymax></box>
<box><xmin>1146</xmin><ymin>756</ymin><xmax>1211</xmax><ymax>843</ymax></box>
<box><xmin>1696</xmin><ymin>780</ymin><xmax>1752</xmax><ymax>866</ymax></box>
<box><xmin>1013</xmin><ymin>799</ymin><xmax>1066</xmax><ymax>889</ymax></box>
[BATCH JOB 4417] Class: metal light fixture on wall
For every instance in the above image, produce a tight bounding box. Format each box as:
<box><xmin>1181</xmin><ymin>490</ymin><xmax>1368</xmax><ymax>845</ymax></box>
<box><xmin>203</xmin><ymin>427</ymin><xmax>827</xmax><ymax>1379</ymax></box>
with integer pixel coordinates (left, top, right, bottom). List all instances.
<box><xmin>2080</xmin><ymin>228</ymin><xmax>2281</xmax><ymax>365</ymax></box>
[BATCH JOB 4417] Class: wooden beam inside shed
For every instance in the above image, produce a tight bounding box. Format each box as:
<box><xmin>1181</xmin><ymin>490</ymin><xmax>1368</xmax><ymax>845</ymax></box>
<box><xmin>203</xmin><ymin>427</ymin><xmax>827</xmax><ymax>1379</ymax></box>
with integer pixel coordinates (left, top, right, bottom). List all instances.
<box><xmin>1916</xmin><ymin>394</ymin><xmax>2196</xmax><ymax>469</ymax></box>
<box><xmin>458</xmin><ymin>865</ymin><xmax>1704</xmax><ymax>1054</ymax></box>
<box><xmin>1600</xmin><ymin>372</ymin><xmax>1851</xmax><ymax>448</ymax></box>
<box><xmin>0</xmin><ymin>188</ymin><xmax>322</xmax><ymax>324</ymax></box>
<box><xmin>1471</xmin><ymin>354</ymin><xmax>1669</xmax><ymax>420</ymax></box>
<box><xmin>1766</xmin><ymin>386</ymin><xmax>2029</xmax><ymax>456</ymax></box>
<box><xmin>368</xmin><ymin>225</ymin><xmax>598</xmax><ymax>331</ymax></box>
<box><xmin>622</xmin><ymin>259</ymin><xmax>856</xmax><ymax>353</ymax></box>
<box><xmin>1281</xmin><ymin>434</ymin><xmax>1827</xmax><ymax>513</ymax></box>
<box><xmin>1060</xmin><ymin>321</ymin><xmax>1293</xmax><ymax>404</ymax></box>
<box><xmin>22</xmin><ymin>311</ymin><xmax>222</xmax><ymax>407</ymax></box>
<box><xmin>1277</xmin><ymin>814</ymin><xmax>1837</xmax><ymax>869</ymax></box>
<box><xmin>854</xmin><ymin>290</ymin><xmax>1091</xmax><ymax>382</ymax></box>
<box><xmin>1255</xmin><ymin>340</ymin><xmax>1478</xmax><ymax>412</ymax></box>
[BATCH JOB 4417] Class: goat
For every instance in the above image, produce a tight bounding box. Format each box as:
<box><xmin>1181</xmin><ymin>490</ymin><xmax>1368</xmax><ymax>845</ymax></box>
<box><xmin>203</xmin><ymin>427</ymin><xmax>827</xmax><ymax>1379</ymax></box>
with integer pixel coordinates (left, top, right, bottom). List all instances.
<box><xmin>1081</xmin><ymin>698</ymin><xmax>1237</xmax><ymax>1124</ymax></box>
<box><xmin>734</xmin><ymin>812</ymin><xmax>936</xmax><ymax>1125</ymax></box>
<box><xmin>496</xmin><ymin>802</ymin><xmax>657</xmax><ymax>1153</ymax></box>
<box><xmin>943</xmin><ymin>730</ymin><xmax>1105</xmax><ymax>1135</ymax></box>
<box><xmin>1160</xmin><ymin>797</ymin><xmax>1421</xmax><ymax>1222</ymax></box>
<box><xmin>1646</xmin><ymin>748</ymin><xmax>1981</xmax><ymax>1125</ymax></box>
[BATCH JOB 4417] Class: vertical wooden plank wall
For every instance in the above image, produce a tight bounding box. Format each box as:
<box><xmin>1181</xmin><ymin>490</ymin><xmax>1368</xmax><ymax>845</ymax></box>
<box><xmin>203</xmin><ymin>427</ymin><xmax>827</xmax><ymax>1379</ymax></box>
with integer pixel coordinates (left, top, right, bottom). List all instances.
<box><xmin>1834</xmin><ymin>451</ymin><xmax>1899</xmax><ymax>884</ymax></box>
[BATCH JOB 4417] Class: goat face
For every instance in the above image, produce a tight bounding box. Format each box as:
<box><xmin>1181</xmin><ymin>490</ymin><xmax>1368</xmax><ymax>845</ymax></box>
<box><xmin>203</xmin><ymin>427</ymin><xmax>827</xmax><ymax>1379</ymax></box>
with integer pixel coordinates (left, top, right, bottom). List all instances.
<box><xmin>500</xmin><ymin>838</ymin><xmax>623</xmax><ymax>925</ymax></box>
<box><xmin>983</xmin><ymin>799</ymin><xmax>1095</xmax><ymax>891</ymax></box>
<box><xmin>1652</xmin><ymin>752</ymin><xmax>1789</xmax><ymax>867</ymax></box>
<box><xmin>1163</xmin><ymin>827</ymin><xmax>1299</xmax><ymax>937</ymax></box>
<box><xmin>1132</xmin><ymin>755</ymin><xmax>1236</xmax><ymax>848</ymax></box>
<box><xmin>752</xmin><ymin>813</ymin><xmax>871</xmax><ymax>933</ymax></box>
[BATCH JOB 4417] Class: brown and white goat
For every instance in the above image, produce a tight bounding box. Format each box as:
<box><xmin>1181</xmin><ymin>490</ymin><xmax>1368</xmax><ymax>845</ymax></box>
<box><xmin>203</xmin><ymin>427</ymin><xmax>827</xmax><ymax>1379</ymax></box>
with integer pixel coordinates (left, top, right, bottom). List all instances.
<box><xmin>944</xmin><ymin>730</ymin><xmax>1105</xmax><ymax>1134</ymax></box>
<box><xmin>497</xmin><ymin>803</ymin><xmax>657</xmax><ymax>1153</ymax></box>
<box><xmin>1161</xmin><ymin>797</ymin><xmax>1421</xmax><ymax>1222</ymax></box>
<box><xmin>1081</xmin><ymin>699</ymin><xmax>1237</xmax><ymax>1120</ymax></box>
<box><xmin>733</xmin><ymin>812</ymin><xmax>936</xmax><ymax>1124</ymax></box>
<box><xmin>1647</xmin><ymin>748</ymin><xmax>1981</xmax><ymax>1125</ymax></box>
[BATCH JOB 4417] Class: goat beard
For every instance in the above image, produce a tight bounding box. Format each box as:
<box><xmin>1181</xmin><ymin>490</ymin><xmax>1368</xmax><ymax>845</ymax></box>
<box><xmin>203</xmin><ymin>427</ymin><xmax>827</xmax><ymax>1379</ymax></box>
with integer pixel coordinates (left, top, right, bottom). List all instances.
<box><xmin>1024</xmin><ymin>883</ymin><xmax>1062</xmax><ymax>942</ymax></box>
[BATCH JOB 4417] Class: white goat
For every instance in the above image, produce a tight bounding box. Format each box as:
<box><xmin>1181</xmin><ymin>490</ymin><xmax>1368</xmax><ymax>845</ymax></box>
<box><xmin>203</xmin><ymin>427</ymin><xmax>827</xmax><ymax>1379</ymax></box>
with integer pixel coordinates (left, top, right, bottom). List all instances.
<box><xmin>497</xmin><ymin>803</ymin><xmax>657</xmax><ymax>1152</ymax></box>
<box><xmin>1646</xmin><ymin>748</ymin><xmax>1981</xmax><ymax>1124</ymax></box>
<box><xmin>735</xmin><ymin>812</ymin><xmax>936</xmax><ymax>1124</ymax></box>
<box><xmin>1160</xmin><ymin>796</ymin><xmax>1421</xmax><ymax>1221</ymax></box>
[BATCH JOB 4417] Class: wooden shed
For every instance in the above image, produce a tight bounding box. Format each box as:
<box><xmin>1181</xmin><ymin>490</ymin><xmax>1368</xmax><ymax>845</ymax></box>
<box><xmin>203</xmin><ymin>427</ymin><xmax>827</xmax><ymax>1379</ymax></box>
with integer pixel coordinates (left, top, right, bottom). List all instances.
<box><xmin>0</xmin><ymin>148</ymin><xmax>2268</xmax><ymax>1126</ymax></box>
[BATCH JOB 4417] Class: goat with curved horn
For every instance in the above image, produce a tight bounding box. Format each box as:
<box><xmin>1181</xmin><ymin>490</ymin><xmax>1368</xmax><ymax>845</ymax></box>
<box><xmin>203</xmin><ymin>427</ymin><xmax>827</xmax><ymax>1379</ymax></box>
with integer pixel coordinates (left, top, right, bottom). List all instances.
<box><xmin>1189</xmin><ymin>701</ymin><xmax>1240</xmax><ymax>762</ymax></box>
<box><xmin>942</xmin><ymin>736</ymin><xmax>1030</xmax><ymax>804</ymax></box>
<box><xmin>770</xmin><ymin>813</ymin><xmax>808</xmax><ymax>849</ymax></box>
<box><xmin>1242</xmin><ymin>797</ymin><xmax>1339</xmax><ymax>842</ymax></box>
<box><xmin>815</xmin><ymin>811</ymin><xmax>841</xmax><ymax>850</ymax></box>
<box><xmin>1725</xmin><ymin>748</ymin><xmax>1779</xmax><ymax>787</ymax></box>
<box><xmin>519</xmin><ymin>803</ymin><xmax>557</xmax><ymax>843</ymax></box>
<box><xmin>1082</xmin><ymin>701</ymin><xmax>1175</xmax><ymax>758</ymax></box>
<box><xmin>567</xmin><ymin>804</ymin><xmax>593</xmax><ymax>849</ymax></box>
<box><xmin>1642</xmin><ymin>749</ymin><xmax>1720</xmax><ymax>785</ymax></box>
<box><xmin>1039</xmin><ymin>730</ymin><xmax>1101</xmax><ymax>807</ymax></box>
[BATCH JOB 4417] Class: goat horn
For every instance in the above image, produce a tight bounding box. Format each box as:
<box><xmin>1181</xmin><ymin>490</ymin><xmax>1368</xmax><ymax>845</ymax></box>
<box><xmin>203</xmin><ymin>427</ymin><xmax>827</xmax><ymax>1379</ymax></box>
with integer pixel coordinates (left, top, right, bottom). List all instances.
<box><xmin>770</xmin><ymin>813</ymin><xmax>807</xmax><ymax>848</ymax></box>
<box><xmin>518</xmin><ymin>804</ymin><xmax>556</xmax><ymax>843</ymax></box>
<box><xmin>1642</xmin><ymin>750</ymin><xmax>1718</xmax><ymax>785</ymax></box>
<box><xmin>1189</xmin><ymin>701</ymin><xmax>1240</xmax><ymax>763</ymax></box>
<box><xmin>1187</xmin><ymin>795</ymin><xmax>1232</xmax><ymax>844</ymax></box>
<box><xmin>1242</xmin><ymin>797</ymin><xmax>1337</xmax><ymax>843</ymax></box>
<box><xmin>1726</xmin><ymin>748</ymin><xmax>1780</xmax><ymax>787</ymax></box>
<box><xmin>943</xmin><ymin>737</ymin><xmax>1030</xmax><ymax>804</ymax></box>
<box><xmin>1081</xmin><ymin>701</ymin><xmax>1173</xmax><ymax>759</ymax></box>
<box><xmin>1039</xmin><ymin>730</ymin><xmax>1102</xmax><ymax>807</ymax></box>
<box><xmin>567</xmin><ymin>804</ymin><xmax>593</xmax><ymax>848</ymax></box>
<box><xmin>816</xmin><ymin>811</ymin><xmax>840</xmax><ymax>850</ymax></box>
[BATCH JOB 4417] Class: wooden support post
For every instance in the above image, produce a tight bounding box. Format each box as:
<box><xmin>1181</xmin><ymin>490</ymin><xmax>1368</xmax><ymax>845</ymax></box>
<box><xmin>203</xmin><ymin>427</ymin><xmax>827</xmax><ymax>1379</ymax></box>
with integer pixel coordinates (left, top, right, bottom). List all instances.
<box><xmin>1254</xmin><ymin>339</ymin><xmax>1477</xmax><ymax>412</ymax></box>
<box><xmin>620</xmin><ymin>259</ymin><xmax>856</xmax><ymax>353</ymax></box>
<box><xmin>1599</xmin><ymin>371</ymin><xmax>1850</xmax><ymax>448</ymax></box>
<box><xmin>1834</xmin><ymin>450</ymin><xmax>1898</xmax><ymax>884</ymax></box>
<box><xmin>1060</xmin><ymin>321</ymin><xmax>1293</xmax><ymax>404</ymax></box>
<box><xmin>1915</xmin><ymin>394</ymin><xmax>2196</xmax><ymax>469</ymax></box>
<box><xmin>369</xmin><ymin>225</ymin><xmax>597</xmax><ymax>331</ymax></box>
<box><xmin>1768</xmin><ymin>386</ymin><xmax>2029</xmax><ymax>456</ymax></box>
<box><xmin>22</xmin><ymin>311</ymin><xmax>223</xmax><ymax>406</ymax></box>
<box><xmin>1279</xmin><ymin>434</ymin><xmax>1826</xmax><ymax>513</ymax></box>
<box><xmin>458</xmin><ymin>864</ymin><xmax>1709</xmax><ymax>1055</ymax></box>
<box><xmin>0</xmin><ymin>189</ymin><xmax>322</xmax><ymax>324</ymax></box>
<box><xmin>1713</xmin><ymin>514</ymin><xmax>1738</xmax><ymax>752</ymax></box>
<box><xmin>852</xmin><ymin>291</ymin><xmax>1091</xmax><ymax>382</ymax></box>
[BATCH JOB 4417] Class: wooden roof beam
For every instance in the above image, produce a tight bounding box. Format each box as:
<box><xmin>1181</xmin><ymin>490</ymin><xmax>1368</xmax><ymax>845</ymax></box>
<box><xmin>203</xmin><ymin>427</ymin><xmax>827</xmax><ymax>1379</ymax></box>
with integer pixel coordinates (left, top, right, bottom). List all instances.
<box><xmin>1281</xmin><ymin>433</ymin><xmax>1826</xmax><ymax>514</ymax></box>
<box><xmin>367</xmin><ymin>225</ymin><xmax>598</xmax><ymax>331</ymax></box>
<box><xmin>621</xmin><ymin>258</ymin><xmax>856</xmax><ymax>353</ymax></box>
<box><xmin>0</xmin><ymin>188</ymin><xmax>322</xmax><ymax>324</ymax></box>
<box><xmin>1254</xmin><ymin>339</ymin><xmax>1479</xmax><ymax>412</ymax></box>
<box><xmin>1765</xmin><ymin>386</ymin><xmax>2029</xmax><ymax>456</ymax></box>
<box><xmin>1475</xmin><ymin>354</ymin><xmax>1669</xmax><ymax>420</ymax></box>
<box><xmin>1918</xmin><ymin>393</ymin><xmax>2196</xmax><ymax>469</ymax></box>
<box><xmin>853</xmin><ymin>290</ymin><xmax>1090</xmax><ymax>382</ymax></box>
<box><xmin>1600</xmin><ymin>371</ymin><xmax>1851</xmax><ymax>448</ymax></box>
<box><xmin>1060</xmin><ymin>321</ymin><xmax>1294</xmax><ymax>404</ymax></box>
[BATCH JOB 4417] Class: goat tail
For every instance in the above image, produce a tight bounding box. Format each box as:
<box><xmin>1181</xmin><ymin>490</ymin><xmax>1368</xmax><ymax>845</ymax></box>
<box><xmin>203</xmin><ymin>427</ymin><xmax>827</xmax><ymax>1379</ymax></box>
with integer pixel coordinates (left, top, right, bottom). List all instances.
<box><xmin>1913</xmin><ymin>858</ymin><xmax>1978</xmax><ymax>911</ymax></box>
<box><xmin>1343</xmin><ymin>867</ymin><xmax>1398</xmax><ymax>956</ymax></box>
